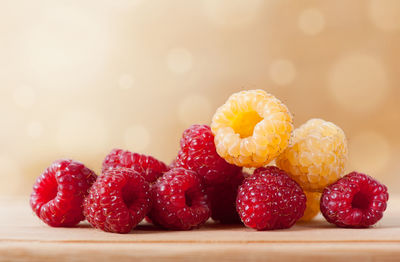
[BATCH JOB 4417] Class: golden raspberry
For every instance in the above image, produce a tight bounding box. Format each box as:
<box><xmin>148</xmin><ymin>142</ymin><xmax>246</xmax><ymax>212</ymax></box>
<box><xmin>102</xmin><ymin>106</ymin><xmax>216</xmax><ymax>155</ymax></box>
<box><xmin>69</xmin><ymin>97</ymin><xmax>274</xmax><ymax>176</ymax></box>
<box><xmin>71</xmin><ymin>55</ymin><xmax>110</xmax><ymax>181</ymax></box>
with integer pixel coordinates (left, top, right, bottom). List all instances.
<box><xmin>299</xmin><ymin>191</ymin><xmax>321</xmax><ymax>222</ymax></box>
<box><xmin>276</xmin><ymin>118</ymin><xmax>348</xmax><ymax>192</ymax></box>
<box><xmin>211</xmin><ymin>90</ymin><xmax>293</xmax><ymax>167</ymax></box>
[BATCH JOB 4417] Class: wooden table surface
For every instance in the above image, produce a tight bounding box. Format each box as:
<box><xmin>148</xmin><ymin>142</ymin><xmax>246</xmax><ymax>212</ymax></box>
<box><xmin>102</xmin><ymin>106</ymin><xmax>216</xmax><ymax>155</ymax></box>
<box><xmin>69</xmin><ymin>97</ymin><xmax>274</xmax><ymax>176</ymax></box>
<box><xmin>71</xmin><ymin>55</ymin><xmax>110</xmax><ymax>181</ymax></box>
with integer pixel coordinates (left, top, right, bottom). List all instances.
<box><xmin>1</xmin><ymin>196</ymin><xmax>399</xmax><ymax>262</ymax></box>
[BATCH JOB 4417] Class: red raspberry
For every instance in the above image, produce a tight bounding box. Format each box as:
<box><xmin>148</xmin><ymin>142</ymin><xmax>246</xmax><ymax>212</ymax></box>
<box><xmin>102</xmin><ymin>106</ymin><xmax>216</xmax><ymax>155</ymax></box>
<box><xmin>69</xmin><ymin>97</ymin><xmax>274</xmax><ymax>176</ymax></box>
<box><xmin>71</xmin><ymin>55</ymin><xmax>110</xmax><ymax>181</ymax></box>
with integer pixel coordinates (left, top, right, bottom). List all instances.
<box><xmin>320</xmin><ymin>172</ymin><xmax>389</xmax><ymax>228</ymax></box>
<box><xmin>236</xmin><ymin>166</ymin><xmax>306</xmax><ymax>230</ymax></box>
<box><xmin>207</xmin><ymin>171</ymin><xmax>245</xmax><ymax>224</ymax></box>
<box><xmin>175</xmin><ymin>125</ymin><xmax>240</xmax><ymax>186</ymax></box>
<box><xmin>84</xmin><ymin>168</ymin><xmax>152</xmax><ymax>233</ymax></box>
<box><xmin>30</xmin><ymin>159</ymin><xmax>97</xmax><ymax>227</ymax></box>
<box><xmin>148</xmin><ymin>168</ymin><xmax>210</xmax><ymax>230</ymax></box>
<box><xmin>102</xmin><ymin>148</ymin><xmax>169</xmax><ymax>183</ymax></box>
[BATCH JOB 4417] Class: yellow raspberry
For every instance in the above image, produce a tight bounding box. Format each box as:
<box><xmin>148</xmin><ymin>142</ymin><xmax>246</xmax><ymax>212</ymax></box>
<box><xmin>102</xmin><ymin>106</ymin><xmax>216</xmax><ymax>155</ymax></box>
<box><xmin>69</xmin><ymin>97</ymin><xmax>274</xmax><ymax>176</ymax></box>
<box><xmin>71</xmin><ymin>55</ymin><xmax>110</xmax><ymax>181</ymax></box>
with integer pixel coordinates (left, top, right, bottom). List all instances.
<box><xmin>211</xmin><ymin>90</ymin><xmax>293</xmax><ymax>167</ymax></box>
<box><xmin>299</xmin><ymin>191</ymin><xmax>321</xmax><ymax>222</ymax></box>
<box><xmin>276</xmin><ymin>118</ymin><xmax>348</xmax><ymax>192</ymax></box>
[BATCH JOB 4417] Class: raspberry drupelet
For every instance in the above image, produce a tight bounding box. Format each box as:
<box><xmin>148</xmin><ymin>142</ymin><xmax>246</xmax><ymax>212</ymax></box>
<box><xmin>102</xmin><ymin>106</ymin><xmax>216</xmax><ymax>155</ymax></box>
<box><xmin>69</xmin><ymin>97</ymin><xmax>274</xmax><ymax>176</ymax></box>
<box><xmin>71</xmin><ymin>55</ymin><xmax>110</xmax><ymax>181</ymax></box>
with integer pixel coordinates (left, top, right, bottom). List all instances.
<box><xmin>237</xmin><ymin>166</ymin><xmax>306</xmax><ymax>230</ymax></box>
<box><xmin>102</xmin><ymin>148</ymin><xmax>169</xmax><ymax>183</ymax></box>
<box><xmin>320</xmin><ymin>172</ymin><xmax>388</xmax><ymax>228</ymax></box>
<box><xmin>211</xmin><ymin>90</ymin><xmax>293</xmax><ymax>167</ymax></box>
<box><xmin>148</xmin><ymin>168</ymin><xmax>210</xmax><ymax>230</ymax></box>
<box><xmin>84</xmin><ymin>168</ymin><xmax>152</xmax><ymax>233</ymax></box>
<box><xmin>30</xmin><ymin>159</ymin><xmax>97</xmax><ymax>227</ymax></box>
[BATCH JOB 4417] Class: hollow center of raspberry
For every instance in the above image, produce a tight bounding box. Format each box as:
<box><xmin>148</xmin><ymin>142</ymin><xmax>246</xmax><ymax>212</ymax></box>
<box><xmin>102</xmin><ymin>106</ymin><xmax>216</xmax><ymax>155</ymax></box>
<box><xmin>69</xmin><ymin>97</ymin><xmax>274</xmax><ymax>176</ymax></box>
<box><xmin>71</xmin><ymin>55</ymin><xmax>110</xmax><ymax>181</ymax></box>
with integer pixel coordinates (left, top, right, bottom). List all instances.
<box><xmin>185</xmin><ymin>191</ymin><xmax>193</xmax><ymax>207</ymax></box>
<box><xmin>352</xmin><ymin>191</ymin><xmax>371</xmax><ymax>210</ymax></box>
<box><xmin>231</xmin><ymin>111</ymin><xmax>263</xmax><ymax>138</ymax></box>
<box><xmin>122</xmin><ymin>184</ymin><xmax>138</xmax><ymax>209</ymax></box>
<box><xmin>41</xmin><ymin>175</ymin><xmax>58</xmax><ymax>203</ymax></box>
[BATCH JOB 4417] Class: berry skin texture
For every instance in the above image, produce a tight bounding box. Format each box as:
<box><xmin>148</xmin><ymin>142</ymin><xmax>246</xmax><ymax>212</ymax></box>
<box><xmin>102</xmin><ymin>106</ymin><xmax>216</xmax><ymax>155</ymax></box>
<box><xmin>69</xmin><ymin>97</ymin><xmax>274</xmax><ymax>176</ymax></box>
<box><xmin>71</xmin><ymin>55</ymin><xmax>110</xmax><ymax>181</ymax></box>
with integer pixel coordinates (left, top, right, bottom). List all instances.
<box><xmin>102</xmin><ymin>148</ymin><xmax>169</xmax><ymax>183</ymax></box>
<box><xmin>30</xmin><ymin>159</ymin><xmax>97</xmax><ymax>227</ymax></box>
<box><xmin>237</xmin><ymin>166</ymin><xmax>306</xmax><ymax>230</ymax></box>
<box><xmin>169</xmin><ymin>159</ymin><xmax>177</xmax><ymax>169</ymax></box>
<box><xmin>276</xmin><ymin>118</ymin><xmax>348</xmax><ymax>192</ymax></box>
<box><xmin>207</xmin><ymin>171</ymin><xmax>245</xmax><ymax>224</ymax></box>
<box><xmin>211</xmin><ymin>90</ymin><xmax>293</xmax><ymax>168</ymax></box>
<box><xmin>175</xmin><ymin>124</ymin><xmax>241</xmax><ymax>186</ymax></box>
<box><xmin>320</xmin><ymin>172</ymin><xmax>389</xmax><ymax>228</ymax></box>
<box><xmin>299</xmin><ymin>191</ymin><xmax>321</xmax><ymax>222</ymax></box>
<box><xmin>84</xmin><ymin>168</ymin><xmax>152</xmax><ymax>233</ymax></box>
<box><xmin>148</xmin><ymin>168</ymin><xmax>210</xmax><ymax>230</ymax></box>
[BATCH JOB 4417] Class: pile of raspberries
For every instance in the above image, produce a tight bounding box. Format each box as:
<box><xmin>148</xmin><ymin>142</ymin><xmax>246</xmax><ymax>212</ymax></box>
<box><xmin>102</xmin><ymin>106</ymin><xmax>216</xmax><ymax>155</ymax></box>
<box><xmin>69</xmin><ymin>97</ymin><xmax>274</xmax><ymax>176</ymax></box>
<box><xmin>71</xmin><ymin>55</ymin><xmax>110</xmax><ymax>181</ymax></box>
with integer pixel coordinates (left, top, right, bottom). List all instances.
<box><xmin>30</xmin><ymin>124</ymin><xmax>389</xmax><ymax>233</ymax></box>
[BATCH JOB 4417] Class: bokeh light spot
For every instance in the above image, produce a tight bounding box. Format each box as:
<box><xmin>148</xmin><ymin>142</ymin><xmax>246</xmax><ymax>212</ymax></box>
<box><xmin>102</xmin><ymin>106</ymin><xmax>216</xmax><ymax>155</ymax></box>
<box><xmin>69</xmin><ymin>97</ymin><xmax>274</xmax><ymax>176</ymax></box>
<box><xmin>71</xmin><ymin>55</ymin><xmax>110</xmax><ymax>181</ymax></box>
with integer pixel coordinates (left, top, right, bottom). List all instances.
<box><xmin>119</xmin><ymin>74</ymin><xmax>135</xmax><ymax>89</ymax></box>
<box><xmin>298</xmin><ymin>8</ymin><xmax>325</xmax><ymax>35</ymax></box>
<box><xmin>368</xmin><ymin>0</ymin><xmax>400</xmax><ymax>31</ymax></box>
<box><xmin>166</xmin><ymin>48</ymin><xmax>193</xmax><ymax>74</ymax></box>
<box><xmin>268</xmin><ymin>59</ymin><xmax>297</xmax><ymax>85</ymax></box>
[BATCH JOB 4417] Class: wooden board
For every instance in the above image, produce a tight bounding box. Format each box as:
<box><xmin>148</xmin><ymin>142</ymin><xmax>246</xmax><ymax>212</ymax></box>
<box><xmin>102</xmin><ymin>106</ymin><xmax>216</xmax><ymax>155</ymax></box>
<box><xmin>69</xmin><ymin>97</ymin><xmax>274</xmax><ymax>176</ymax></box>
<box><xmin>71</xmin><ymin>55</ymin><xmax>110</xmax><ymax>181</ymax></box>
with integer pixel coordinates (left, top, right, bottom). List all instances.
<box><xmin>1</xmin><ymin>196</ymin><xmax>399</xmax><ymax>262</ymax></box>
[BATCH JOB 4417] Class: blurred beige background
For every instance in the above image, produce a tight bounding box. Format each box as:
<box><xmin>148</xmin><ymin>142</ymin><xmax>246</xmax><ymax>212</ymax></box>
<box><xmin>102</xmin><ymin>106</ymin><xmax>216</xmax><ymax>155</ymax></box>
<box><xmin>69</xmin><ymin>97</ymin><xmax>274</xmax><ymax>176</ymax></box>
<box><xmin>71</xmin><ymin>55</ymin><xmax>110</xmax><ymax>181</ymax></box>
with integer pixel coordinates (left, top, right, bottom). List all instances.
<box><xmin>1</xmin><ymin>0</ymin><xmax>399</xmax><ymax>195</ymax></box>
